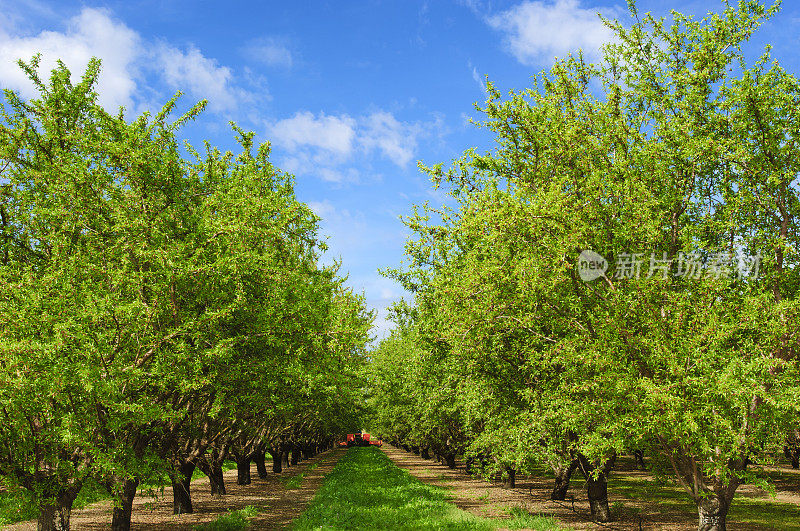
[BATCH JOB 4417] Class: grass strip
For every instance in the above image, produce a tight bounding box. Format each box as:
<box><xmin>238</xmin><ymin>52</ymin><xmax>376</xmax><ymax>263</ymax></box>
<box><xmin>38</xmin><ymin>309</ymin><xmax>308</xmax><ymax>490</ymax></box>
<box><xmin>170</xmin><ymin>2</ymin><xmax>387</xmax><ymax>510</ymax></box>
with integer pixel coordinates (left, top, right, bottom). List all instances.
<box><xmin>292</xmin><ymin>447</ymin><xmax>563</xmax><ymax>530</ymax></box>
<box><xmin>194</xmin><ymin>505</ymin><xmax>259</xmax><ymax>530</ymax></box>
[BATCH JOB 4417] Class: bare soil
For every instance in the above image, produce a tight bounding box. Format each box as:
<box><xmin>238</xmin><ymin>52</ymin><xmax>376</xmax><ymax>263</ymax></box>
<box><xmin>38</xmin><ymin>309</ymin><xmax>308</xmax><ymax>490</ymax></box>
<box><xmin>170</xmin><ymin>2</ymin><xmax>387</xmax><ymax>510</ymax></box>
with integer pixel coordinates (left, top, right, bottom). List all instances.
<box><xmin>3</xmin><ymin>448</ymin><xmax>345</xmax><ymax>531</ymax></box>
<box><xmin>379</xmin><ymin>445</ymin><xmax>800</xmax><ymax>530</ymax></box>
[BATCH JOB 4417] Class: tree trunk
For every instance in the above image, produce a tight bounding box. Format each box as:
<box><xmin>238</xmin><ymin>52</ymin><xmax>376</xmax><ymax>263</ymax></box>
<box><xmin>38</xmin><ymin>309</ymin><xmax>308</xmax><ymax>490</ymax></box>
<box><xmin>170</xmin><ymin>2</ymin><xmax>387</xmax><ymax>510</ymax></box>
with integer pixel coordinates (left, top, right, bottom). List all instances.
<box><xmin>290</xmin><ymin>448</ymin><xmax>299</xmax><ymax>466</ymax></box>
<box><xmin>282</xmin><ymin>450</ymin><xmax>290</xmax><ymax>468</ymax></box>
<box><xmin>586</xmin><ymin>474</ymin><xmax>611</xmax><ymax>522</ymax></box>
<box><xmin>551</xmin><ymin>459</ymin><xmax>578</xmax><ymax>501</ymax></box>
<box><xmin>633</xmin><ymin>450</ymin><xmax>646</xmax><ymax>470</ymax></box>
<box><xmin>785</xmin><ymin>446</ymin><xmax>800</xmax><ymax>469</ymax></box>
<box><xmin>697</xmin><ymin>494</ymin><xmax>733</xmax><ymax>531</ymax></box>
<box><xmin>444</xmin><ymin>454</ymin><xmax>456</xmax><ymax>469</ymax></box>
<box><xmin>37</xmin><ymin>484</ymin><xmax>81</xmax><ymax>531</ymax></box>
<box><xmin>236</xmin><ymin>455</ymin><xmax>251</xmax><ymax>485</ymax></box>
<box><xmin>411</xmin><ymin>445</ymin><xmax>420</xmax><ymax>455</ymax></box>
<box><xmin>576</xmin><ymin>453</ymin><xmax>615</xmax><ymax>523</ymax></box>
<box><xmin>269</xmin><ymin>449</ymin><xmax>283</xmax><ymax>473</ymax></box>
<box><xmin>253</xmin><ymin>451</ymin><xmax>268</xmax><ymax>479</ymax></box>
<box><xmin>421</xmin><ymin>447</ymin><xmax>430</xmax><ymax>459</ymax></box>
<box><xmin>197</xmin><ymin>455</ymin><xmax>226</xmax><ymax>496</ymax></box>
<box><xmin>110</xmin><ymin>478</ymin><xmax>139</xmax><ymax>531</ymax></box>
<box><xmin>504</xmin><ymin>467</ymin><xmax>516</xmax><ymax>488</ymax></box>
<box><xmin>171</xmin><ymin>461</ymin><xmax>196</xmax><ymax>514</ymax></box>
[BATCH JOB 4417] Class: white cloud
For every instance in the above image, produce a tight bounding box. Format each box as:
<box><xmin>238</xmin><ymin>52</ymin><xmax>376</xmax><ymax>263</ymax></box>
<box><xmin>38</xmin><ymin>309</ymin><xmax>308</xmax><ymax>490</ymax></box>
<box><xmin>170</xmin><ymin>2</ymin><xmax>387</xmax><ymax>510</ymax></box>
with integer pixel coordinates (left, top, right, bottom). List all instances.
<box><xmin>269</xmin><ymin>109</ymin><xmax>440</xmax><ymax>183</ymax></box>
<box><xmin>360</xmin><ymin>111</ymin><xmax>421</xmax><ymax>167</ymax></box>
<box><xmin>469</xmin><ymin>60</ymin><xmax>487</xmax><ymax>93</ymax></box>
<box><xmin>487</xmin><ymin>0</ymin><xmax>620</xmax><ymax>64</ymax></box>
<box><xmin>244</xmin><ymin>38</ymin><xmax>292</xmax><ymax>67</ymax></box>
<box><xmin>156</xmin><ymin>43</ymin><xmax>245</xmax><ymax>112</ymax></box>
<box><xmin>0</xmin><ymin>7</ymin><xmax>141</xmax><ymax>109</ymax></box>
<box><xmin>271</xmin><ymin>111</ymin><xmax>357</xmax><ymax>155</ymax></box>
<box><xmin>0</xmin><ymin>7</ymin><xmax>252</xmax><ymax>114</ymax></box>
<box><xmin>308</xmin><ymin>199</ymin><xmax>337</xmax><ymax>219</ymax></box>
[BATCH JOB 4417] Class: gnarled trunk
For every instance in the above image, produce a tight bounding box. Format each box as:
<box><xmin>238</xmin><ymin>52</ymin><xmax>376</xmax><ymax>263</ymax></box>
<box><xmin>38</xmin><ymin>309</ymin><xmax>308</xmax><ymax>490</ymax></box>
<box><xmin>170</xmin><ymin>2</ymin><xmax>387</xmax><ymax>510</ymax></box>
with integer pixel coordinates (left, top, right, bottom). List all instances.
<box><xmin>697</xmin><ymin>494</ymin><xmax>733</xmax><ymax>531</ymax></box>
<box><xmin>282</xmin><ymin>448</ymin><xmax>291</xmax><ymax>468</ymax></box>
<box><xmin>37</xmin><ymin>483</ymin><xmax>81</xmax><ymax>531</ymax></box>
<box><xmin>197</xmin><ymin>453</ymin><xmax>226</xmax><ymax>496</ymax></box>
<box><xmin>551</xmin><ymin>459</ymin><xmax>578</xmax><ymax>501</ymax></box>
<box><xmin>253</xmin><ymin>451</ymin><xmax>268</xmax><ymax>479</ymax></box>
<box><xmin>171</xmin><ymin>461</ymin><xmax>195</xmax><ymax>515</ymax></box>
<box><xmin>633</xmin><ymin>450</ymin><xmax>646</xmax><ymax>470</ymax></box>
<box><xmin>576</xmin><ymin>452</ymin><xmax>615</xmax><ymax>523</ymax></box>
<box><xmin>444</xmin><ymin>453</ymin><xmax>456</xmax><ymax>469</ymax></box>
<box><xmin>236</xmin><ymin>455</ymin><xmax>251</xmax><ymax>485</ymax></box>
<box><xmin>110</xmin><ymin>478</ymin><xmax>139</xmax><ymax>531</ymax></box>
<box><xmin>504</xmin><ymin>466</ymin><xmax>516</xmax><ymax>488</ymax></box>
<box><xmin>269</xmin><ymin>449</ymin><xmax>283</xmax><ymax>473</ymax></box>
<box><xmin>784</xmin><ymin>445</ymin><xmax>800</xmax><ymax>469</ymax></box>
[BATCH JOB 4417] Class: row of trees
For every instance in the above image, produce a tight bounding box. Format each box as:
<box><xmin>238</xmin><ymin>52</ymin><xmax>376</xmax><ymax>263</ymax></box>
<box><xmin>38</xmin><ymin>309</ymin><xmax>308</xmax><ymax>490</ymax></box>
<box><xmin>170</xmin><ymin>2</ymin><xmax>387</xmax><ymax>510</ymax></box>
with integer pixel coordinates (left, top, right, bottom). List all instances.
<box><xmin>0</xmin><ymin>57</ymin><xmax>372</xmax><ymax>530</ymax></box>
<box><xmin>368</xmin><ymin>2</ymin><xmax>800</xmax><ymax>530</ymax></box>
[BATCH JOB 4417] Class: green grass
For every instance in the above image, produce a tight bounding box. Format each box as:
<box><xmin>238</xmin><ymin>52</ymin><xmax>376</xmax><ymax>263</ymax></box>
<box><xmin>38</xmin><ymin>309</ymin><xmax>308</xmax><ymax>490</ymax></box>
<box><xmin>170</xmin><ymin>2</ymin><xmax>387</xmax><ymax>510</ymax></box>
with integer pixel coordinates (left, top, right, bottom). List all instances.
<box><xmin>293</xmin><ymin>447</ymin><xmax>501</xmax><ymax>530</ymax></box>
<box><xmin>283</xmin><ymin>472</ymin><xmax>307</xmax><ymax>490</ymax></box>
<box><xmin>506</xmin><ymin>507</ymin><xmax>568</xmax><ymax>530</ymax></box>
<box><xmin>194</xmin><ymin>505</ymin><xmax>259</xmax><ymax>531</ymax></box>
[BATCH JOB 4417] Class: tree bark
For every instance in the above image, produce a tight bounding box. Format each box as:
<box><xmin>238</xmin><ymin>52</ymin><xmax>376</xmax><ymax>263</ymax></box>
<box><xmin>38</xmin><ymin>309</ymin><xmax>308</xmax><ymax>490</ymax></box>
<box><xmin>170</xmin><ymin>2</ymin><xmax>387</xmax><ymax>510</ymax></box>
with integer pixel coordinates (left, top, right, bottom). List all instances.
<box><xmin>420</xmin><ymin>447</ymin><xmax>430</xmax><ymax>459</ymax></box>
<box><xmin>290</xmin><ymin>448</ymin><xmax>299</xmax><ymax>466</ymax></box>
<box><xmin>171</xmin><ymin>461</ymin><xmax>196</xmax><ymax>515</ymax></box>
<box><xmin>551</xmin><ymin>459</ymin><xmax>578</xmax><ymax>501</ymax></box>
<box><xmin>784</xmin><ymin>445</ymin><xmax>800</xmax><ymax>469</ymax></box>
<box><xmin>110</xmin><ymin>478</ymin><xmax>139</xmax><ymax>531</ymax></box>
<box><xmin>269</xmin><ymin>449</ymin><xmax>283</xmax><ymax>473</ymax></box>
<box><xmin>197</xmin><ymin>454</ymin><xmax>226</xmax><ymax>496</ymax></box>
<box><xmin>236</xmin><ymin>455</ymin><xmax>251</xmax><ymax>485</ymax></box>
<box><xmin>253</xmin><ymin>450</ymin><xmax>268</xmax><ymax>479</ymax></box>
<box><xmin>633</xmin><ymin>450</ymin><xmax>646</xmax><ymax>470</ymax></box>
<box><xmin>576</xmin><ymin>452</ymin><xmax>615</xmax><ymax>523</ymax></box>
<box><xmin>697</xmin><ymin>494</ymin><xmax>732</xmax><ymax>531</ymax></box>
<box><xmin>281</xmin><ymin>447</ymin><xmax>291</xmax><ymax>469</ymax></box>
<box><xmin>444</xmin><ymin>454</ymin><xmax>456</xmax><ymax>469</ymax></box>
<box><xmin>37</xmin><ymin>483</ymin><xmax>81</xmax><ymax>531</ymax></box>
<box><xmin>504</xmin><ymin>466</ymin><xmax>516</xmax><ymax>488</ymax></box>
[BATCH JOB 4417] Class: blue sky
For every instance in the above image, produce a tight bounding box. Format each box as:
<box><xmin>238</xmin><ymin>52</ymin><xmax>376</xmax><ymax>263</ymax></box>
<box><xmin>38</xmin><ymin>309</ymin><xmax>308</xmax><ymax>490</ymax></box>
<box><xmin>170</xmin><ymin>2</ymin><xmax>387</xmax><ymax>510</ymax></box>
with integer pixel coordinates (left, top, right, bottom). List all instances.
<box><xmin>1</xmin><ymin>0</ymin><xmax>799</xmax><ymax>339</ymax></box>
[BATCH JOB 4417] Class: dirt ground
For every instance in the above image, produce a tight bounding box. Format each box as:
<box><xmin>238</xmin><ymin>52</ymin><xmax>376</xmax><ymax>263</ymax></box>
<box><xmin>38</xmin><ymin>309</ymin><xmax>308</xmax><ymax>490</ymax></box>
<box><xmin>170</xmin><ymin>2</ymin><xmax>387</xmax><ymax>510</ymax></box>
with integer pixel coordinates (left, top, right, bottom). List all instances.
<box><xmin>5</xmin><ymin>446</ymin><xmax>797</xmax><ymax>530</ymax></box>
<box><xmin>3</xmin><ymin>448</ymin><xmax>345</xmax><ymax>531</ymax></box>
<box><xmin>379</xmin><ymin>445</ymin><xmax>799</xmax><ymax>530</ymax></box>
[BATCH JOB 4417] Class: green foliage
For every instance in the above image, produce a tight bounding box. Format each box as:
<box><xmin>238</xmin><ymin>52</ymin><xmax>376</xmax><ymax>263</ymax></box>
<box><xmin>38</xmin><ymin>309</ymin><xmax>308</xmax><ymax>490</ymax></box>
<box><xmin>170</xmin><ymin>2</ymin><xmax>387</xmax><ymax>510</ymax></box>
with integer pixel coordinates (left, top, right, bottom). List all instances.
<box><xmin>372</xmin><ymin>0</ymin><xmax>800</xmax><ymax>527</ymax></box>
<box><xmin>0</xmin><ymin>55</ymin><xmax>372</xmax><ymax>527</ymax></box>
<box><xmin>293</xmin><ymin>447</ymin><xmax>496</xmax><ymax>530</ymax></box>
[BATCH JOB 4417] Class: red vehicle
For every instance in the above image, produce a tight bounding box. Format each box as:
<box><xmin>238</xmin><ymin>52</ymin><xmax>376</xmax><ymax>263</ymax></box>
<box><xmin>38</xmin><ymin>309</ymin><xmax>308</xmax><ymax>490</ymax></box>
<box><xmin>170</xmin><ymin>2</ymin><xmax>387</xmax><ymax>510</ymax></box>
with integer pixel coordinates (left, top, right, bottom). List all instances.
<box><xmin>340</xmin><ymin>432</ymin><xmax>382</xmax><ymax>447</ymax></box>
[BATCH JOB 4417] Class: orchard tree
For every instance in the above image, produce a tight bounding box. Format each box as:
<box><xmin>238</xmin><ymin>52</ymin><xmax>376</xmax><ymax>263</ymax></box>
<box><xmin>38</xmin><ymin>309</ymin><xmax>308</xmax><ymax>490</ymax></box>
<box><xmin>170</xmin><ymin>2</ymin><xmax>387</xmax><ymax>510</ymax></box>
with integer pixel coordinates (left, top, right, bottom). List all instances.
<box><xmin>385</xmin><ymin>1</ymin><xmax>800</xmax><ymax>529</ymax></box>
<box><xmin>0</xmin><ymin>56</ymin><xmax>372</xmax><ymax>530</ymax></box>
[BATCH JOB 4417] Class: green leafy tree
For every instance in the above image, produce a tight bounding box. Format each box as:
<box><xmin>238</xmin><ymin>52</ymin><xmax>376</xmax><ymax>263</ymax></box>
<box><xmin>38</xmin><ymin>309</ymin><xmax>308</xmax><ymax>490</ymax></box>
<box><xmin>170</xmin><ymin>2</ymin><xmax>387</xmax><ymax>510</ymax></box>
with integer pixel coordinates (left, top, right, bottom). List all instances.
<box><xmin>382</xmin><ymin>1</ymin><xmax>800</xmax><ymax>529</ymax></box>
